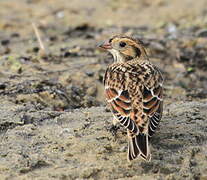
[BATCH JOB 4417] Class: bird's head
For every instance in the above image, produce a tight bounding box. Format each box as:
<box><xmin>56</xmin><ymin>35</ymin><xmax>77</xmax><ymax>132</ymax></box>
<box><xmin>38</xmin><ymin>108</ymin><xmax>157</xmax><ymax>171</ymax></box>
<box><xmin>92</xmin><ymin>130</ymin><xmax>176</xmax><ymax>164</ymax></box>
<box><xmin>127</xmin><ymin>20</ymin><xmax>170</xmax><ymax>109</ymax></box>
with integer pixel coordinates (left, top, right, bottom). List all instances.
<box><xmin>99</xmin><ymin>35</ymin><xmax>148</xmax><ymax>62</ymax></box>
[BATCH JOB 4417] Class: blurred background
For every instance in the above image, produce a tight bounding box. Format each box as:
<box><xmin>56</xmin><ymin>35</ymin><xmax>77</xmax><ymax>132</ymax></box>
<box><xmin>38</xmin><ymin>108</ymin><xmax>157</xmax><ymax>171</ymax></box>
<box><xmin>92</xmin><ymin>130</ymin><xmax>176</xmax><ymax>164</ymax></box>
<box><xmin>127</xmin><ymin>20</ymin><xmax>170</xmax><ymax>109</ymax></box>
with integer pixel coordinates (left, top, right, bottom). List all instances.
<box><xmin>0</xmin><ymin>0</ymin><xmax>207</xmax><ymax>110</ymax></box>
<box><xmin>0</xmin><ymin>0</ymin><xmax>207</xmax><ymax>179</ymax></box>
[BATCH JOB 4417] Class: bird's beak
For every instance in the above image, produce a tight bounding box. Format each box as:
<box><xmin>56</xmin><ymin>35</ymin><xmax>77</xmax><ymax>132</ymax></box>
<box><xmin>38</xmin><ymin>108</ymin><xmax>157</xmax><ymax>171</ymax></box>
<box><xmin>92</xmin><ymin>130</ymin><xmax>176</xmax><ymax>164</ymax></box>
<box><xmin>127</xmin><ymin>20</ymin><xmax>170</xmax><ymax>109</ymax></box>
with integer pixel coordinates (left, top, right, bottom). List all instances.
<box><xmin>98</xmin><ymin>41</ymin><xmax>112</xmax><ymax>50</ymax></box>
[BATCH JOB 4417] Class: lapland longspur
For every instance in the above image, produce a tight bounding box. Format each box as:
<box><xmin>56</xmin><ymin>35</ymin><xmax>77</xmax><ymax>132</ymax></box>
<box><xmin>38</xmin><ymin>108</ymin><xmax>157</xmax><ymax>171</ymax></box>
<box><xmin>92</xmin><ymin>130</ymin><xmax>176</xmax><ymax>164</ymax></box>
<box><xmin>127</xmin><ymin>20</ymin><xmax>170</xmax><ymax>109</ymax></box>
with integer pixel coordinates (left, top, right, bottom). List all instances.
<box><xmin>99</xmin><ymin>35</ymin><xmax>164</xmax><ymax>161</ymax></box>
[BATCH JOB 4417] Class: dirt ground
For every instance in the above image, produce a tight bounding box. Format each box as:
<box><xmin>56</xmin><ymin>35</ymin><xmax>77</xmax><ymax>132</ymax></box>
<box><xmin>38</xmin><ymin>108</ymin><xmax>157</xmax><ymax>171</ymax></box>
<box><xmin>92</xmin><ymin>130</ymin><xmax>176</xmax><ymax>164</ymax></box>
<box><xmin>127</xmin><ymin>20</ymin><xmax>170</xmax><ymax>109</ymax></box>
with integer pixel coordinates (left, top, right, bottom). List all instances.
<box><xmin>0</xmin><ymin>0</ymin><xmax>207</xmax><ymax>179</ymax></box>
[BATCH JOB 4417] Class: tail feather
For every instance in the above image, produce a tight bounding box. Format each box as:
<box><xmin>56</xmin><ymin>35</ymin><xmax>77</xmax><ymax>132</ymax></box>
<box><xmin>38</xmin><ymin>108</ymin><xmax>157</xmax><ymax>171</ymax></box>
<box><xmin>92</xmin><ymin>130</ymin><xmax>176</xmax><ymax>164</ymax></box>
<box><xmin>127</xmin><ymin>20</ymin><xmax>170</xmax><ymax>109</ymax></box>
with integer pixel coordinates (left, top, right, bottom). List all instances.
<box><xmin>128</xmin><ymin>136</ymin><xmax>140</xmax><ymax>161</ymax></box>
<box><xmin>127</xmin><ymin>131</ymin><xmax>151</xmax><ymax>161</ymax></box>
<box><xmin>137</xmin><ymin>133</ymin><xmax>148</xmax><ymax>158</ymax></box>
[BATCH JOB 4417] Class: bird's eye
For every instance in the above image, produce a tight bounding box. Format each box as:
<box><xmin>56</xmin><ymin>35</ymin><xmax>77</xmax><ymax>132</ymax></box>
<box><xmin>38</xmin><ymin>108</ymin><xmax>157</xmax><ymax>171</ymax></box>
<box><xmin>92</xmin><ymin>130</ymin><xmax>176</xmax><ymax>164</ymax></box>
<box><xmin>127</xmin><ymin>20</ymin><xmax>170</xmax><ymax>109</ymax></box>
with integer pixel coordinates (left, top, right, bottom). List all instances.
<box><xmin>119</xmin><ymin>41</ymin><xmax>126</xmax><ymax>47</ymax></box>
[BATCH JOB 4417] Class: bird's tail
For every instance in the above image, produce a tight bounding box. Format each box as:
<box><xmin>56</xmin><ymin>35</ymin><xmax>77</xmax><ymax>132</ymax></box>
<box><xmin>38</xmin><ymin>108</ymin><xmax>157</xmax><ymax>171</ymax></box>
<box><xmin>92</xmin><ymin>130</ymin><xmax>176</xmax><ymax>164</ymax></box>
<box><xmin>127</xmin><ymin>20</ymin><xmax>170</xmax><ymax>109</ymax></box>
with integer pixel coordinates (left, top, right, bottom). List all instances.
<box><xmin>127</xmin><ymin>131</ymin><xmax>151</xmax><ymax>161</ymax></box>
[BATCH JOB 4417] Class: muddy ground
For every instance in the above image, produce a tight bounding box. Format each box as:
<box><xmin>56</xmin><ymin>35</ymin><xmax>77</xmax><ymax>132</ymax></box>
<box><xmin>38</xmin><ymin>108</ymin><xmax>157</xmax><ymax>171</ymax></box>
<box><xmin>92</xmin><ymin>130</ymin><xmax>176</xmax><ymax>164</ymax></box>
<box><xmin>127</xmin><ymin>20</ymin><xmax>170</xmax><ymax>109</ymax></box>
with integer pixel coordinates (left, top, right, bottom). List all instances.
<box><xmin>0</xmin><ymin>0</ymin><xmax>207</xmax><ymax>179</ymax></box>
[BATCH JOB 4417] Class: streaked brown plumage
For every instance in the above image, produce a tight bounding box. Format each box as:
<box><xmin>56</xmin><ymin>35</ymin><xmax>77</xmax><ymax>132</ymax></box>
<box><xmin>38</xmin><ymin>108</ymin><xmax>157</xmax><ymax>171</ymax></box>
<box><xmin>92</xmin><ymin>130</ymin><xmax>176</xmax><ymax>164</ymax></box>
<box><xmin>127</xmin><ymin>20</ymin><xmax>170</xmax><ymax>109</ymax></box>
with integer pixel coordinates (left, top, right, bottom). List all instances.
<box><xmin>99</xmin><ymin>35</ymin><xmax>164</xmax><ymax>161</ymax></box>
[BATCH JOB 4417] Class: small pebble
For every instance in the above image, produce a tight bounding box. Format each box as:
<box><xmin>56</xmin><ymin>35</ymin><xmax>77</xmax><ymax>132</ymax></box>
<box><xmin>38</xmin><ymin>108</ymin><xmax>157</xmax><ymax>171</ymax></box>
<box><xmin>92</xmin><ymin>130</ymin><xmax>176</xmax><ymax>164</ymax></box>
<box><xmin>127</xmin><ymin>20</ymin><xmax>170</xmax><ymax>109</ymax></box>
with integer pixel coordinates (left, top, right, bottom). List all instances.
<box><xmin>1</xmin><ymin>39</ymin><xmax>10</xmax><ymax>46</ymax></box>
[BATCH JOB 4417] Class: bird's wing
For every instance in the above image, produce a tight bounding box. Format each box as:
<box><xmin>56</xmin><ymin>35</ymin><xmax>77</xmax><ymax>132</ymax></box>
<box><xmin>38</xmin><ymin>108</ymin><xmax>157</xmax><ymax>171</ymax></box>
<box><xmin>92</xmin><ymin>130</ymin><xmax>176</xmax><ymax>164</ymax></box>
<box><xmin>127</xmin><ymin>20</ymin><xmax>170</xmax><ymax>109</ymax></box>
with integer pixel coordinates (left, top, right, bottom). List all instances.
<box><xmin>105</xmin><ymin>87</ymin><xmax>139</xmax><ymax>134</ymax></box>
<box><xmin>104</xmin><ymin>66</ymin><xmax>139</xmax><ymax>134</ymax></box>
<box><xmin>127</xmin><ymin>66</ymin><xmax>163</xmax><ymax>160</ymax></box>
<box><xmin>142</xmin><ymin>67</ymin><xmax>164</xmax><ymax>137</ymax></box>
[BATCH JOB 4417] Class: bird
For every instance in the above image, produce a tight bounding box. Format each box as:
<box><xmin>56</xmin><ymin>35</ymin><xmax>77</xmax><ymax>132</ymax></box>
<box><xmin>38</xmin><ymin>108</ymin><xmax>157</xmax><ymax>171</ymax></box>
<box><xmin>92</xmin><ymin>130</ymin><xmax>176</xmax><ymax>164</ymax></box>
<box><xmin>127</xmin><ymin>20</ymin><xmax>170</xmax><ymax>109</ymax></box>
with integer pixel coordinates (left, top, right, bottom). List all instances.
<box><xmin>99</xmin><ymin>35</ymin><xmax>164</xmax><ymax>161</ymax></box>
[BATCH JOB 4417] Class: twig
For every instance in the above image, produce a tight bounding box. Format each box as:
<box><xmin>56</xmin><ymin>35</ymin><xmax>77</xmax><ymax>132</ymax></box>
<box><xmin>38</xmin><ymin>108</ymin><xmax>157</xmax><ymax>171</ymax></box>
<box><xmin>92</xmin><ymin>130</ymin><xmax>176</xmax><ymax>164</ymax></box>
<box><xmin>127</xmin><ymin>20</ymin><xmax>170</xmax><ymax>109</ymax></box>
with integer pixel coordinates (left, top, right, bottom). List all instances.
<box><xmin>32</xmin><ymin>22</ymin><xmax>47</xmax><ymax>56</ymax></box>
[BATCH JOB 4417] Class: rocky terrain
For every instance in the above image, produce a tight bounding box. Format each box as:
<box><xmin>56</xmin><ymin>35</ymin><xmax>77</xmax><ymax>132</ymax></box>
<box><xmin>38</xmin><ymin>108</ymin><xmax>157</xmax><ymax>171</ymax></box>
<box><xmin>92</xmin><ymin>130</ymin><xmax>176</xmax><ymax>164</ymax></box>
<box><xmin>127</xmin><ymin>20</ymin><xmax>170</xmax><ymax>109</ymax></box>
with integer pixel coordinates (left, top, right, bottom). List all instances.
<box><xmin>0</xmin><ymin>0</ymin><xmax>207</xmax><ymax>179</ymax></box>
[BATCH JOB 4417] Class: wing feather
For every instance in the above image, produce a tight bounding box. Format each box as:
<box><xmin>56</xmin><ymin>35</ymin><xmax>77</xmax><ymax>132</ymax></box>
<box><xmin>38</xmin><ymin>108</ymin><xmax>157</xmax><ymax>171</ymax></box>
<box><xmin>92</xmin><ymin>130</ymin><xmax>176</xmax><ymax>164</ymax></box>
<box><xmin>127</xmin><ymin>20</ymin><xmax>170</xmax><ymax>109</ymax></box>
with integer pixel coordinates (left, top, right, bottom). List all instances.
<box><xmin>142</xmin><ymin>84</ymin><xmax>163</xmax><ymax>137</ymax></box>
<box><xmin>105</xmin><ymin>87</ymin><xmax>139</xmax><ymax>134</ymax></box>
